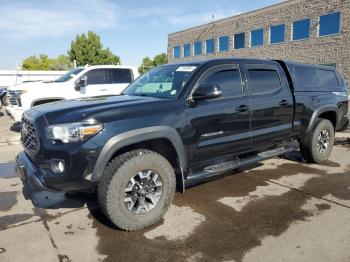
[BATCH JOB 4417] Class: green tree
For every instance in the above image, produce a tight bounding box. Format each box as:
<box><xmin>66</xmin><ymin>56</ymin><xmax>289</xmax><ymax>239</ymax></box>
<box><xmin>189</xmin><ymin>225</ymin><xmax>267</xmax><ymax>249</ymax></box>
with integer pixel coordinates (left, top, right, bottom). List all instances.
<box><xmin>138</xmin><ymin>53</ymin><xmax>168</xmax><ymax>74</ymax></box>
<box><xmin>50</xmin><ymin>55</ymin><xmax>73</xmax><ymax>70</ymax></box>
<box><xmin>22</xmin><ymin>54</ymin><xmax>54</xmax><ymax>70</ymax></box>
<box><xmin>22</xmin><ymin>54</ymin><xmax>73</xmax><ymax>71</ymax></box>
<box><xmin>138</xmin><ymin>57</ymin><xmax>154</xmax><ymax>74</ymax></box>
<box><xmin>153</xmin><ymin>53</ymin><xmax>167</xmax><ymax>66</ymax></box>
<box><xmin>68</xmin><ymin>31</ymin><xmax>120</xmax><ymax>66</ymax></box>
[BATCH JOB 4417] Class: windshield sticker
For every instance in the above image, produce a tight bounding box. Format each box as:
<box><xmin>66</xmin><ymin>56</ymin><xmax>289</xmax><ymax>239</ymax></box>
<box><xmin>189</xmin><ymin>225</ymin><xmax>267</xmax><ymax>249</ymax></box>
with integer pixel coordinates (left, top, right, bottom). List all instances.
<box><xmin>176</xmin><ymin>66</ymin><xmax>197</xmax><ymax>72</ymax></box>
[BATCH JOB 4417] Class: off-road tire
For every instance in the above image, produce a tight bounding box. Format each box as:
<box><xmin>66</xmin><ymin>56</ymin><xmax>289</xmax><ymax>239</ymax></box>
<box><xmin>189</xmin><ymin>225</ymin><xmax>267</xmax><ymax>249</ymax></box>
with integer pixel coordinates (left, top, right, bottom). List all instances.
<box><xmin>300</xmin><ymin>118</ymin><xmax>335</xmax><ymax>163</ymax></box>
<box><xmin>1</xmin><ymin>95</ymin><xmax>9</xmax><ymax>106</ymax></box>
<box><xmin>98</xmin><ymin>149</ymin><xmax>176</xmax><ymax>231</ymax></box>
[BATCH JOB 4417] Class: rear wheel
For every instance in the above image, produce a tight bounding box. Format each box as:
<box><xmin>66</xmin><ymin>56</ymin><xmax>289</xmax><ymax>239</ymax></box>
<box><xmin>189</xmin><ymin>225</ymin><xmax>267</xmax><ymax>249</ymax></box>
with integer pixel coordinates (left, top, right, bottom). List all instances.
<box><xmin>98</xmin><ymin>149</ymin><xmax>176</xmax><ymax>231</ymax></box>
<box><xmin>300</xmin><ymin>118</ymin><xmax>335</xmax><ymax>163</ymax></box>
<box><xmin>1</xmin><ymin>95</ymin><xmax>9</xmax><ymax>106</ymax></box>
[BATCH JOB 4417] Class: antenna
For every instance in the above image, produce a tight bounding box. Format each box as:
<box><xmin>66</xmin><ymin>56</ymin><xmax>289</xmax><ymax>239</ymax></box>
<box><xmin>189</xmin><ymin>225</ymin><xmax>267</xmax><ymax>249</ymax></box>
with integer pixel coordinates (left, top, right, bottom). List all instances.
<box><xmin>211</xmin><ymin>14</ymin><xmax>215</xmax><ymax>22</ymax></box>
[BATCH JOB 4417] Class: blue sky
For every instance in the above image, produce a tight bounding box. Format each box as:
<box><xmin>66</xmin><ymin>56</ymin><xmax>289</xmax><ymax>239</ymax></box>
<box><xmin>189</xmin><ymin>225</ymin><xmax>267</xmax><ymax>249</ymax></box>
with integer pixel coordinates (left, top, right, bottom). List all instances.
<box><xmin>0</xmin><ymin>0</ymin><xmax>283</xmax><ymax>69</ymax></box>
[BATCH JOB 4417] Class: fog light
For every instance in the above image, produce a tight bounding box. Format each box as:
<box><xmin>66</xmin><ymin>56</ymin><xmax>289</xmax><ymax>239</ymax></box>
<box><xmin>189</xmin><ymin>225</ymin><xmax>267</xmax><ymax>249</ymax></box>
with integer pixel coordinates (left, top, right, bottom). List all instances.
<box><xmin>50</xmin><ymin>159</ymin><xmax>65</xmax><ymax>174</ymax></box>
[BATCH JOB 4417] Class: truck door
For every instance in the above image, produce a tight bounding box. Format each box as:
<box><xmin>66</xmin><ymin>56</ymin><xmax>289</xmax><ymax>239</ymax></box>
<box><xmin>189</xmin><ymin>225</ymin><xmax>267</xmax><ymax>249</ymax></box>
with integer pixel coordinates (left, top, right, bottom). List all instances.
<box><xmin>245</xmin><ymin>63</ymin><xmax>293</xmax><ymax>149</ymax></box>
<box><xmin>108</xmin><ymin>68</ymin><xmax>133</xmax><ymax>94</ymax></box>
<box><xmin>81</xmin><ymin>69</ymin><xmax>112</xmax><ymax>97</ymax></box>
<box><xmin>186</xmin><ymin>63</ymin><xmax>251</xmax><ymax>167</ymax></box>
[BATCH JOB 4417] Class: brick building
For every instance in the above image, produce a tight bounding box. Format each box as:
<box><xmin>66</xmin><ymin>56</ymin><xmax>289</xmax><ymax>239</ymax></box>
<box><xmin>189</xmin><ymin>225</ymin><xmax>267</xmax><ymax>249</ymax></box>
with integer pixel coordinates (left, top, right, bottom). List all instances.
<box><xmin>167</xmin><ymin>0</ymin><xmax>350</xmax><ymax>85</ymax></box>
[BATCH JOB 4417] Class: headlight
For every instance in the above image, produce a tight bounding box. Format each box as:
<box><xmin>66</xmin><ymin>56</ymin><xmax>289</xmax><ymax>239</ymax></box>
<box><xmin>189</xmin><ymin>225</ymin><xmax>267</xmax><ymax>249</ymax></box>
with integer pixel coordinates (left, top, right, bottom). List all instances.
<box><xmin>13</xmin><ymin>90</ymin><xmax>27</xmax><ymax>95</ymax></box>
<box><xmin>47</xmin><ymin>120</ymin><xmax>103</xmax><ymax>143</ymax></box>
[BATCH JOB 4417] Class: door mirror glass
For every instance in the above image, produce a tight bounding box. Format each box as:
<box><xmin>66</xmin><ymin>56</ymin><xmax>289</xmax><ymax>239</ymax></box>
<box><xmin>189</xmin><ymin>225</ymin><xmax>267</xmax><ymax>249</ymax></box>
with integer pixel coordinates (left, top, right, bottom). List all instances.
<box><xmin>192</xmin><ymin>84</ymin><xmax>222</xmax><ymax>101</ymax></box>
<box><xmin>74</xmin><ymin>75</ymin><xmax>87</xmax><ymax>91</ymax></box>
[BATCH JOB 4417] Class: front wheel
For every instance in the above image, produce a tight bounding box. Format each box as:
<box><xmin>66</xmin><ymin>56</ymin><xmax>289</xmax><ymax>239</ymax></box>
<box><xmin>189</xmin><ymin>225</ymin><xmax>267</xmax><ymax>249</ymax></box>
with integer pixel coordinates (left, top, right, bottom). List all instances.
<box><xmin>300</xmin><ymin>118</ymin><xmax>335</xmax><ymax>163</ymax></box>
<box><xmin>98</xmin><ymin>149</ymin><xmax>176</xmax><ymax>231</ymax></box>
<box><xmin>1</xmin><ymin>94</ymin><xmax>9</xmax><ymax>107</ymax></box>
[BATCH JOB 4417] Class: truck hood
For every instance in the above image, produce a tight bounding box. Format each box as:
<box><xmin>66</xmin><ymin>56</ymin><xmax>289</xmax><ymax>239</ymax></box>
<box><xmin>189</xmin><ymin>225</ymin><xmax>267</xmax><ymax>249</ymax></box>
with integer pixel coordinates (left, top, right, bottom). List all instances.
<box><xmin>7</xmin><ymin>81</ymin><xmax>66</xmax><ymax>92</ymax></box>
<box><xmin>30</xmin><ymin>95</ymin><xmax>168</xmax><ymax>125</ymax></box>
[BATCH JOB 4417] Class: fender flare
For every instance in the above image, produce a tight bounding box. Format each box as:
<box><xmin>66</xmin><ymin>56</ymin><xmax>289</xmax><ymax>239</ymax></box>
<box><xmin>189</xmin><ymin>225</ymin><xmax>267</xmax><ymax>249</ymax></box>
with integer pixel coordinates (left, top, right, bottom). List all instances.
<box><xmin>306</xmin><ymin>105</ymin><xmax>338</xmax><ymax>133</ymax></box>
<box><xmin>91</xmin><ymin>126</ymin><xmax>187</xmax><ymax>190</ymax></box>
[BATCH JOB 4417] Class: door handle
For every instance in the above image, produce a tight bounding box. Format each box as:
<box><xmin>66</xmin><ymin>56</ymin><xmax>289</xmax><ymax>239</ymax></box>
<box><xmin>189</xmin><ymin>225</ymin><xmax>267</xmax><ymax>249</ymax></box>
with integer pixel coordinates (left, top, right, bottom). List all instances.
<box><xmin>236</xmin><ymin>105</ymin><xmax>250</xmax><ymax>112</ymax></box>
<box><xmin>100</xmin><ymin>88</ymin><xmax>108</xmax><ymax>91</ymax></box>
<box><xmin>279</xmin><ymin>100</ymin><xmax>289</xmax><ymax>107</ymax></box>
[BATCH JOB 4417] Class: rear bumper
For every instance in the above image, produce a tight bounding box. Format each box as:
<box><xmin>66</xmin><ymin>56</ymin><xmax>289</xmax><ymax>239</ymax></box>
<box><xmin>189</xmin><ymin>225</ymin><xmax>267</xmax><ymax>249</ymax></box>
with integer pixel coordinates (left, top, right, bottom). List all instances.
<box><xmin>5</xmin><ymin>106</ymin><xmax>24</xmax><ymax>122</ymax></box>
<box><xmin>16</xmin><ymin>151</ymin><xmax>67</xmax><ymax>208</ymax></box>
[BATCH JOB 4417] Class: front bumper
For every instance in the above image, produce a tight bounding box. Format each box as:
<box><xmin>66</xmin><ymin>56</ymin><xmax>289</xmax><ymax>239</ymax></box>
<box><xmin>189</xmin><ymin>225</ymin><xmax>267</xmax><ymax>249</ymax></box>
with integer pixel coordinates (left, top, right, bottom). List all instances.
<box><xmin>5</xmin><ymin>106</ymin><xmax>24</xmax><ymax>122</ymax></box>
<box><xmin>16</xmin><ymin>151</ymin><xmax>67</xmax><ymax>208</ymax></box>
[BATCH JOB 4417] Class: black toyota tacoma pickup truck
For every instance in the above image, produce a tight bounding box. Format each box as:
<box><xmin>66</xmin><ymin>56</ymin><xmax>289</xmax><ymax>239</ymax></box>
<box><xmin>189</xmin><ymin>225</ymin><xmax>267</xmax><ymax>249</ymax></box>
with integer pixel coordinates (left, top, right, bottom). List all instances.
<box><xmin>16</xmin><ymin>58</ymin><xmax>348</xmax><ymax>230</ymax></box>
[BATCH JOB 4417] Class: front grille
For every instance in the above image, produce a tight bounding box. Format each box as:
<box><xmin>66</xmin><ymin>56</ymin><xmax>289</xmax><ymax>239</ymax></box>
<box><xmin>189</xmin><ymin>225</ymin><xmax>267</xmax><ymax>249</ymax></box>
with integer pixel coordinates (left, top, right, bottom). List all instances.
<box><xmin>21</xmin><ymin>115</ymin><xmax>40</xmax><ymax>156</ymax></box>
<box><xmin>8</xmin><ymin>91</ymin><xmax>21</xmax><ymax>106</ymax></box>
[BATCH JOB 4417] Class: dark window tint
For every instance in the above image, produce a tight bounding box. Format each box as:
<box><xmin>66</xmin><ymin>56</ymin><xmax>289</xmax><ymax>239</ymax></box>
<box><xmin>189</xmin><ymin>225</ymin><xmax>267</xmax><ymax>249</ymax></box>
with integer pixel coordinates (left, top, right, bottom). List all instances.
<box><xmin>294</xmin><ymin>65</ymin><xmax>340</xmax><ymax>88</ymax></box>
<box><xmin>173</xmin><ymin>46</ymin><xmax>180</xmax><ymax>59</ymax></box>
<box><xmin>184</xmin><ymin>44</ymin><xmax>191</xmax><ymax>57</ymax></box>
<box><xmin>319</xmin><ymin>12</ymin><xmax>340</xmax><ymax>36</ymax></box>
<box><xmin>248</xmin><ymin>69</ymin><xmax>281</xmax><ymax>94</ymax></box>
<box><xmin>194</xmin><ymin>41</ymin><xmax>202</xmax><ymax>55</ymax></box>
<box><xmin>110</xmin><ymin>69</ymin><xmax>132</xmax><ymax>83</ymax></box>
<box><xmin>293</xmin><ymin>19</ymin><xmax>310</xmax><ymax>40</ymax></box>
<box><xmin>86</xmin><ymin>69</ymin><xmax>110</xmax><ymax>85</ymax></box>
<box><xmin>206</xmin><ymin>39</ymin><xmax>214</xmax><ymax>54</ymax></box>
<box><xmin>202</xmin><ymin>69</ymin><xmax>242</xmax><ymax>97</ymax></box>
<box><xmin>318</xmin><ymin>69</ymin><xmax>340</xmax><ymax>87</ymax></box>
<box><xmin>251</xmin><ymin>28</ymin><xmax>264</xmax><ymax>47</ymax></box>
<box><xmin>270</xmin><ymin>24</ymin><xmax>285</xmax><ymax>44</ymax></box>
<box><xmin>234</xmin><ymin>33</ymin><xmax>245</xmax><ymax>49</ymax></box>
<box><xmin>219</xmin><ymin>36</ymin><xmax>229</xmax><ymax>52</ymax></box>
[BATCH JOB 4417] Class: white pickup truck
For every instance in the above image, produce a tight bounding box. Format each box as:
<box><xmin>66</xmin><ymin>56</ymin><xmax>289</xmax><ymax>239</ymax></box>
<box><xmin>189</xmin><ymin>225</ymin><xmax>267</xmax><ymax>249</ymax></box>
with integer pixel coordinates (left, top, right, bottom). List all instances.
<box><xmin>6</xmin><ymin>65</ymin><xmax>139</xmax><ymax>122</ymax></box>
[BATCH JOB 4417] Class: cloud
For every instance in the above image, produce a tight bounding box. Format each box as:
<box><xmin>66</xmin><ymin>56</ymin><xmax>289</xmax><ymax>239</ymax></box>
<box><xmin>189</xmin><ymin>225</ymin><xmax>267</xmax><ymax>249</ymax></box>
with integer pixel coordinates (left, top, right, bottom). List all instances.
<box><xmin>126</xmin><ymin>6</ymin><xmax>241</xmax><ymax>29</ymax></box>
<box><xmin>0</xmin><ymin>0</ymin><xmax>120</xmax><ymax>40</ymax></box>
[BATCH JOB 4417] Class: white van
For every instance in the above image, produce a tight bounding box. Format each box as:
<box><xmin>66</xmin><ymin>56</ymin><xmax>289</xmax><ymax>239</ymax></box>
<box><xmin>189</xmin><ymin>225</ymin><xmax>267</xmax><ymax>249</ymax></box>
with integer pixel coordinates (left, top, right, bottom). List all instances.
<box><xmin>6</xmin><ymin>65</ymin><xmax>139</xmax><ymax>121</ymax></box>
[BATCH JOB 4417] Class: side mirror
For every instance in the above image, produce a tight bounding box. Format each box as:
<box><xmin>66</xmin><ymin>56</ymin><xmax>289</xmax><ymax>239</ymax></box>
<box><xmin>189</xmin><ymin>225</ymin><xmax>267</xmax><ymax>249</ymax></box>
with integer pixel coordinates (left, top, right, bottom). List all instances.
<box><xmin>74</xmin><ymin>75</ymin><xmax>87</xmax><ymax>91</ymax></box>
<box><xmin>192</xmin><ymin>84</ymin><xmax>222</xmax><ymax>101</ymax></box>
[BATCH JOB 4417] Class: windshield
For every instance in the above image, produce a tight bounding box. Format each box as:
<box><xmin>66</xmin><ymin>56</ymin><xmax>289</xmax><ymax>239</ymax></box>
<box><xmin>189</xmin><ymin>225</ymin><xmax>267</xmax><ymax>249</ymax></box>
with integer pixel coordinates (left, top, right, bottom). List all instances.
<box><xmin>55</xmin><ymin>68</ymin><xmax>84</xmax><ymax>82</ymax></box>
<box><xmin>123</xmin><ymin>64</ymin><xmax>198</xmax><ymax>99</ymax></box>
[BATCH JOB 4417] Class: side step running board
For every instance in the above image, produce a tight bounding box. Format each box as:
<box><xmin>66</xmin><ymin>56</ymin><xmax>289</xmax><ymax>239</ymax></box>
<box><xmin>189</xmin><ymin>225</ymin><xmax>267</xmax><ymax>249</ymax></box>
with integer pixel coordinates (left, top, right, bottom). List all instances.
<box><xmin>186</xmin><ymin>147</ymin><xmax>294</xmax><ymax>186</ymax></box>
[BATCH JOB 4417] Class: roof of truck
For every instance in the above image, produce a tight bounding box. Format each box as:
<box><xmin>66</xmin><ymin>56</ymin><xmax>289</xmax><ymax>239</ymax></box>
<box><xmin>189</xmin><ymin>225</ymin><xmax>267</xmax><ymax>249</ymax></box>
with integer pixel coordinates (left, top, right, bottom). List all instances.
<box><xmin>82</xmin><ymin>65</ymin><xmax>137</xmax><ymax>70</ymax></box>
<box><xmin>167</xmin><ymin>57</ymin><xmax>278</xmax><ymax>66</ymax></box>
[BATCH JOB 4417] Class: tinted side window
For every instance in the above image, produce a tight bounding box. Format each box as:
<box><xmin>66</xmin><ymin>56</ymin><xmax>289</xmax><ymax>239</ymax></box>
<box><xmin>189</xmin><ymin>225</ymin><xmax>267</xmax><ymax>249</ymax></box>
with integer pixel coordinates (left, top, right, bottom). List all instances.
<box><xmin>110</xmin><ymin>69</ymin><xmax>132</xmax><ymax>84</ymax></box>
<box><xmin>86</xmin><ymin>69</ymin><xmax>110</xmax><ymax>85</ymax></box>
<box><xmin>293</xmin><ymin>65</ymin><xmax>340</xmax><ymax>89</ymax></box>
<box><xmin>294</xmin><ymin>65</ymin><xmax>318</xmax><ymax>88</ymax></box>
<box><xmin>202</xmin><ymin>69</ymin><xmax>242</xmax><ymax>97</ymax></box>
<box><xmin>318</xmin><ymin>69</ymin><xmax>340</xmax><ymax>87</ymax></box>
<box><xmin>248</xmin><ymin>69</ymin><xmax>281</xmax><ymax>94</ymax></box>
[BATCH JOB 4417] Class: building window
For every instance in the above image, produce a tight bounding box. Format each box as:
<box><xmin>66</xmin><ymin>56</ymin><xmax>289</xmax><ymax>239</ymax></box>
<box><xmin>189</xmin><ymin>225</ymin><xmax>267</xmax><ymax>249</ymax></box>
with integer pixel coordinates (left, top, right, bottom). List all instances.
<box><xmin>251</xmin><ymin>28</ymin><xmax>264</xmax><ymax>47</ymax></box>
<box><xmin>194</xmin><ymin>41</ymin><xmax>202</xmax><ymax>56</ymax></box>
<box><xmin>219</xmin><ymin>36</ymin><xmax>229</xmax><ymax>52</ymax></box>
<box><xmin>206</xmin><ymin>39</ymin><xmax>215</xmax><ymax>54</ymax></box>
<box><xmin>234</xmin><ymin>33</ymin><xmax>245</xmax><ymax>49</ymax></box>
<box><xmin>292</xmin><ymin>19</ymin><xmax>310</xmax><ymax>40</ymax></box>
<box><xmin>319</xmin><ymin>12</ymin><xmax>341</xmax><ymax>36</ymax></box>
<box><xmin>270</xmin><ymin>24</ymin><xmax>285</xmax><ymax>44</ymax></box>
<box><xmin>183</xmin><ymin>44</ymin><xmax>191</xmax><ymax>57</ymax></box>
<box><xmin>173</xmin><ymin>46</ymin><xmax>180</xmax><ymax>59</ymax></box>
<box><xmin>320</xmin><ymin>63</ymin><xmax>336</xmax><ymax>68</ymax></box>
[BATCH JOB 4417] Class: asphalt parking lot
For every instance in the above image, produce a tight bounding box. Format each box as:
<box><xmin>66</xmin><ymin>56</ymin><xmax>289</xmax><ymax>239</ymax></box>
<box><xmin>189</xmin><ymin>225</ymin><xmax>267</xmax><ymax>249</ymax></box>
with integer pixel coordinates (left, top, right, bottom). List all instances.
<box><xmin>0</xmin><ymin>109</ymin><xmax>350</xmax><ymax>262</ymax></box>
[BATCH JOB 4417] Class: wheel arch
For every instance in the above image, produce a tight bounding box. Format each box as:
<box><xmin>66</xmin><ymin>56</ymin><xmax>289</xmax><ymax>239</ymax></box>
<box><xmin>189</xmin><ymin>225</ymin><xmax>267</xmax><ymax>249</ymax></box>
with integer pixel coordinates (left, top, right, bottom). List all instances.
<box><xmin>92</xmin><ymin>126</ymin><xmax>187</xmax><ymax>192</ymax></box>
<box><xmin>306</xmin><ymin>105</ymin><xmax>338</xmax><ymax>134</ymax></box>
